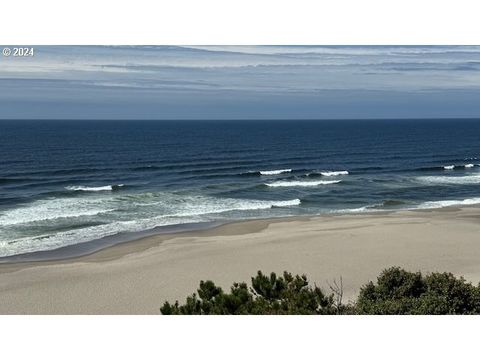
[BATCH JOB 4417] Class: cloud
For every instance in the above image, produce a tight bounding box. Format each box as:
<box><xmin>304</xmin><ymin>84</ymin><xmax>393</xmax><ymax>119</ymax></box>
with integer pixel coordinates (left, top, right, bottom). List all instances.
<box><xmin>1</xmin><ymin>46</ymin><xmax>480</xmax><ymax>119</ymax></box>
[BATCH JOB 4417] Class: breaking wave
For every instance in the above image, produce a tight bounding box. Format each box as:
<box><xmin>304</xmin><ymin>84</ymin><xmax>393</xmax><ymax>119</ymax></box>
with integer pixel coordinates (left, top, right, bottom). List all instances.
<box><xmin>334</xmin><ymin>196</ymin><xmax>480</xmax><ymax>213</ymax></box>
<box><xmin>333</xmin><ymin>199</ymin><xmax>408</xmax><ymax>213</ymax></box>
<box><xmin>416</xmin><ymin>197</ymin><xmax>480</xmax><ymax>209</ymax></box>
<box><xmin>333</xmin><ymin>206</ymin><xmax>370</xmax><ymax>213</ymax></box>
<box><xmin>271</xmin><ymin>199</ymin><xmax>302</xmax><ymax>207</ymax></box>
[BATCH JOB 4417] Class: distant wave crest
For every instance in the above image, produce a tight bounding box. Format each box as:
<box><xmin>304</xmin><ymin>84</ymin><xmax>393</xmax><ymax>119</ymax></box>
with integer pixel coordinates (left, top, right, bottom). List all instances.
<box><xmin>65</xmin><ymin>184</ymin><xmax>125</xmax><ymax>192</ymax></box>
<box><xmin>320</xmin><ymin>170</ymin><xmax>349</xmax><ymax>176</ymax></box>
<box><xmin>266</xmin><ymin>180</ymin><xmax>341</xmax><ymax>187</ymax></box>
<box><xmin>442</xmin><ymin>164</ymin><xmax>476</xmax><ymax>170</ymax></box>
<box><xmin>417</xmin><ymin>175</ymin><xmax>480</xmax><ymax>185</ymax></box>
<box><xmin>259</xmin><ymin>169</ymin><xmax>292</xmax><ymax>175</ymax></box>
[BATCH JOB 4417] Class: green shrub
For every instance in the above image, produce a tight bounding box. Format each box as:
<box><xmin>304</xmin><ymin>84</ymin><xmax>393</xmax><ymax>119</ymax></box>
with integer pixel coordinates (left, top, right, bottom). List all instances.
<box><xmin>160</xmin><ymin>271</ymin><xmax>351</xmax><ymax>315</ymax></box>
<box><xmin>161</xmin><ymin>267</ymin><xmax>480</xmax><ymax>315</ymax></box>
<box><xmin>356</xmin><ymin>267</ymin><xmax>480</xmax><ymax>314</ymax></box>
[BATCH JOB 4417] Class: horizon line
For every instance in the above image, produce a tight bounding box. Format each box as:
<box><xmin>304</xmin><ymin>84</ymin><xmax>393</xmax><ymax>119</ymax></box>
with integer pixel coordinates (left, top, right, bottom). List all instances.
<box><xmin>1</xmin><ymin>117</ymin><xmax>480</xmax><ymax>121</ymax></box>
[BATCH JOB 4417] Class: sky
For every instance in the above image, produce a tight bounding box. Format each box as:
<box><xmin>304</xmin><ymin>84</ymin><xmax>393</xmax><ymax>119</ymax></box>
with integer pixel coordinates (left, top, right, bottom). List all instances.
<box><xmin>1</xmin><ymin>45</ymin><xmax>480</xmax><ymax>119</ymax></box>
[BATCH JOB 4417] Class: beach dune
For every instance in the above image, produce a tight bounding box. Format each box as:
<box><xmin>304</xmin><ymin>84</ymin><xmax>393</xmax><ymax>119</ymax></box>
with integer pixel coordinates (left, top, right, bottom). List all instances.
<box><xmin>1</xmin><ymin>207</ymin><xmax>480</xmax><ymax>314</ymax></box>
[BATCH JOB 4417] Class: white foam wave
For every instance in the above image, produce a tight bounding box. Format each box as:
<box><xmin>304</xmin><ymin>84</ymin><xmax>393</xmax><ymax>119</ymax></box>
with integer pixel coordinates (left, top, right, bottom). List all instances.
<box><xmin>0</xmin><ymin>193</ymin><xmax>301</xmax><ymax>256</ymax></box>
<box><xmin>333</xmin><ymin>206</ymin><xmax>370</xmax><ymax>213</ymax></box>
<box><xmin>443</xmin><ymin>165</ymin><xmax>455</xmax><ymax>170</ymax></box>
<box><xmin>335</xmin><ymin>196</ymin><xmax>480</xmax><ymax>213</ymax></box>
<box><xmin>168</xmin><ymin>198</ymin><xmax>301</xmax><ymax>216</ymax></box>
<box><xmin>417</xmin><ymin>174</ymin><xmax>480</xmax><ymax>185</ymax></box>
<box><xmin>271</xmin><ymin>199</ymin><xmax>302</xmax><ymax>207</ymax></box>
<box><xmin>464</xmin><ymin>164</ymin><xmax>475</xmax><ymax>168</ymax></box>
<box><xmin>259</xmin><ymin>169</ymin><xmax>292</xmax><ymax>175</ymax></box>
<box><xmin>320</xmin><ymin>170</ymin><xmax>349</xmax><ymax>176</ymax></box>
<box><xmin>416</xmin><ymin>197</ymin><xmax>480</xmax><ymax>209</ymax></box>
<box><xmin>65</xmin><ymin>184</ymin><xmax>124</xmax><ymax>192</ymax></box>
<box><xmin>266</xmin><ymin>180</ymin><xmax>341</xmax><ymax>187</ymax></box>
<box><xmin>0</xmin><ymin>198</ymin><xmax>115</xmax><ymax>226</ymax></box>
<box><xmin>0</xmin><ymin>218</ymin><xmax>184</xmax><ymax>257</ymax></box>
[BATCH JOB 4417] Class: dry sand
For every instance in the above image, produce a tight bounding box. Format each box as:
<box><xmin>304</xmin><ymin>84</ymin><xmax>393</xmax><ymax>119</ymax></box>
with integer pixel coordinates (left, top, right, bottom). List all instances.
<box><xmin>1</xmin><ymin>207</ymin><xmax>480</xmax><ymax>314</ymax></box>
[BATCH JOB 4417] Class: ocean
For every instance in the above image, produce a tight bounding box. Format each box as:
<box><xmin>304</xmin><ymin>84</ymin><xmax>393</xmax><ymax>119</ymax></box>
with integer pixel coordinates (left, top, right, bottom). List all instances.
<box><xmin>1</xmin><ymin>119</ymin><xmax>480</xmax><ymax>258</ymax></box>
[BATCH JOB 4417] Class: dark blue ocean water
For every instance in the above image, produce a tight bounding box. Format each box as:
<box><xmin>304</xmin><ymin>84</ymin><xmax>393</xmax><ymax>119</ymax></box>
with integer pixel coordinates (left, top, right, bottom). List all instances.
<box><xmin>1</xmin><ymin>119</ymin><xmax>480</xmax><ymax>257</ymax></box>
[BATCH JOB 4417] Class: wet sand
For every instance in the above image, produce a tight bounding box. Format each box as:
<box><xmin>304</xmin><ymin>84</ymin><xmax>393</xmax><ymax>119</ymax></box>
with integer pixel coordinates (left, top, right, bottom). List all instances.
<box><xmin>1</xmin><ymin>207</ymin><xmax>480</xmax><ymax>314</ymax></box>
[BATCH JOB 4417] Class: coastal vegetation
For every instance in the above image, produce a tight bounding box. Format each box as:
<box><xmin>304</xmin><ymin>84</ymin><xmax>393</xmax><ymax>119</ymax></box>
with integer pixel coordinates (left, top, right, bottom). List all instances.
<box><xmin>160</xmin><ymin>267</ymin><xmax>480</xmax><ymax>315</ymax></box>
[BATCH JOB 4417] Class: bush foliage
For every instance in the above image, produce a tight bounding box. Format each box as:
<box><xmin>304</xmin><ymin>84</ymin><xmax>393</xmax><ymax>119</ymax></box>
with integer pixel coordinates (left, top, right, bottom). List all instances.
<box><xmin>160</xmin><ymin>267</ymin><xmax>480</xmax><ymax>315</ymax></box>
<box><xmin>356</xmin><ymin>267</ymin><xmax>480</xmax><ymax>314</ymax></box>
<box><xmin>161</xmin><ymin>271</ymin><xmax>351</xmax><ymax>315</ymax></box>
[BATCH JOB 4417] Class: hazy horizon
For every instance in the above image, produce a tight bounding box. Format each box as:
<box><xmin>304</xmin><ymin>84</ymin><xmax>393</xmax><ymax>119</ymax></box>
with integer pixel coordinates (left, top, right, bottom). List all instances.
<box><xmin>1</xmin><ymin>45</ymin><xmax>480</xmax><ymax>120</ymax></box>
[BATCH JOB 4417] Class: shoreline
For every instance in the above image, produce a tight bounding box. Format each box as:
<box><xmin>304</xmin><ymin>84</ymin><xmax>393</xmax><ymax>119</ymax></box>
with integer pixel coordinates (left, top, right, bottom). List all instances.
<box><xmin>1</xmin><ymin>206</ymin><xmax>406</xmax><ymax>266</ymax></box>
<box><xmin>0</xmin><ymin>204</ymin><xmax>467</xmax><ymax>265</ymax></box>
<box><xmin>1</xmin><ymin>206</ymin><xmax>480</xmax><ymax>314</ymax></box>
<box><xmin>0</xmin><ymin>220</ymin><xmax>228</xmax><ymax>264</ymax></box>
<box><xmin>0</xmin><ymin>205</ymin><xmax>472</xmax><ymax>268</ymax></box>
<box><xmin>0</xmin><ymin>214</ymin><xmax>313</xmax><ymax>271</ymax></box>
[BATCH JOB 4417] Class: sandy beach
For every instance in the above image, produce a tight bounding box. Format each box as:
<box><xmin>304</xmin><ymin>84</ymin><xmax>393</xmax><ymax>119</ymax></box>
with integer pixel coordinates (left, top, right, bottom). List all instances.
<box><xmin>1</xmin><ymin>207</ymin><xmax>480</xmax><ymax>314</ymax></box>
